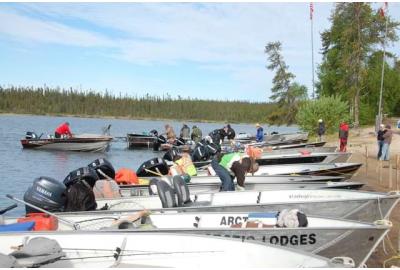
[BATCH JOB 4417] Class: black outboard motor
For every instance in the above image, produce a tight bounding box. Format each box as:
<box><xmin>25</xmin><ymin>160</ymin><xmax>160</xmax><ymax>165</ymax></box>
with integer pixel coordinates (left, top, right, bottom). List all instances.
<box><xmin>192</xmin><ymin>142</ymin><xmax>207</xmax><ymax>162</ymax></box>
<box><xmin>136</xmin><ymin>157</ymin><xmax>169</xmax><ymax>177</ymax></box>
<box><xmin>175</xmin><ymin>138</ymin><xmax>186</xmax><ymax>146</ymax></box>
<box><xmin>23</xmin><ymin>176</ymin><xmax>66</xmax><ymax>214</ymax></box>
<box><xmin>63</xmin><ymin>167</ymin><xmax>99</xmax><ymax>188</ymax></box>
<box><xmin>153</xmin><ymin>135</ymin><xmax>167</xmax><ymax>151</ymax></box>
<box><xmin>149</xmin><ymin>129</ymin><xmax>158</xmax><ymax>137</ymax></box>
<box><xmin>25</xmin><ymin>132</ymin><xmax>38</xmax><ymax>140</ymax></box>
<box><xmin>163</xmin><ymin>147</ymin><xmax>181</xmax><ymax>162</ymax></box>
<box><xmin>87</xmin><ymin>158</ymin><xmax>115</xmax><ymax>180</ymax></box>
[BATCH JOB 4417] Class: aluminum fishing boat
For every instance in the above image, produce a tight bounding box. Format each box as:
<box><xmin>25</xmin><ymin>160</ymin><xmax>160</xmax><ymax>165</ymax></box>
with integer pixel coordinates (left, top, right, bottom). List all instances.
<box><xmin>0</xmin><ymin>232</ymin><xmax>341</xmax><ymax>268</ymax></box>
<box><xmin>20</xmin><ymin>134</ymin><xmax>112</xmax><ymax>152</ymax></box>
<box><xmin>25</xmin><ymin>212</ymin><xmax>390</xmax><ymax>268</ymax></box>
<box><xmin>93</xmin><ymin>183</ymin><xmax>399</xmax><ymax>223</ymax></box>
<box><xmin>198</xmin><ymin>162</ymin><xmax>362</xmax><ymax>179</ymax></box>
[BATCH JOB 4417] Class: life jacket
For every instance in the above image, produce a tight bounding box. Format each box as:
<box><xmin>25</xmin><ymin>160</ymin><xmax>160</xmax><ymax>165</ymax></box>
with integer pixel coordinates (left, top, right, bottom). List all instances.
<box><xmin>115</xmin><ymin>168</ymin><xmax>139</xmax><ymax>185</ymax></box>
<box><xmin>246</xmin><ymin>146</ymin><xmax>263</xmax><ymax>159</ymax></box>
<box><xmin>93</xmin><ymin>180</ymin><xmax>121</xmax><ymax>199</ymax></box>
<box><xmin>17</xmin><ymin>213</ymin><xmax>58</xmax><ymax>231</ymax></box>
<box><xmin>175</xmin><ymin>153</ymin><xmax>197</xmax><ymax>176</ymax></box>
<box><xmin>219</xmin><ymin>153</ymin><xmax>241</xmax><ymax>172</ymax></box>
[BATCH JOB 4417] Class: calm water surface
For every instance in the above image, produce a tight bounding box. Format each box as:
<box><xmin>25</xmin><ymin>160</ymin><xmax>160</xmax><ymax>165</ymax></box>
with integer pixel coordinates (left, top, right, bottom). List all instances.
<box><xmin>0</xmin><ymin>114</ymin><xmax>298</xmax><ymax>215</ymax></box>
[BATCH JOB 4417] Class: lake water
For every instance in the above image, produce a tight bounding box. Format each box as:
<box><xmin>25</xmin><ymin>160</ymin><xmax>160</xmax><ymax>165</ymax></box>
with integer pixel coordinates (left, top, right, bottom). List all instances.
<box><xmin>0</xmin><ymin>114</ymin><xmax>298</xmax><ymax>215</ymax></box>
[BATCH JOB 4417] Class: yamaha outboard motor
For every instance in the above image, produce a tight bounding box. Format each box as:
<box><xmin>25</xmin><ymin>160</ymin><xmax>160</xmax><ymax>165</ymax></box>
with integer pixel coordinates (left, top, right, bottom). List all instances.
<box><xmin>163</xmin><ymin>147</ymin><xmax>181</xmax><ymax>162</ymax></box>
<box><xmin>25</xmin><ymin>132</ymin><xmax>38</xmax><ymax>140</ymax></box>
<box><xmin>87</xmin><ymin>158</ymin><xmax>115</xmax><ymax>180</ymax></box>
<box><xmin>136</xmin><ymin>157</ymin><xmax>169</xmax><ymax>177</ymax></box>
<box><xmin>192</xmin><ymin>142</ymin><xmax>207</xmax><ymax>162</ymax></box>
<box><xmin>63</xmin><ymin>167</ymin><xmax>99</xmax><ymax>188</ymax></box>
<box><xmin>175</xmin><ymin>138</ymin><xmax>185</xmax><ymax>146</ymax></box>
<box><xmin>23</xmin><ymin>177</ymin><xmax>66</xmax><ymax>214</ymax></box>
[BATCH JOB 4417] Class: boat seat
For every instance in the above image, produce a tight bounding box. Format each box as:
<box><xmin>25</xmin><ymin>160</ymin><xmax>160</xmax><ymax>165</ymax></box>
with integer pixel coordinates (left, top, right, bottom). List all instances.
<box><xmin>10</xmin><ymin>237</ymin><xmax>65</xmax><ymax>267</ymax></box>
<box><xmin>156</xmin><ymin>180</ymin><xmax>177</xmax><ymax>208</ymax></box>
<box><xmin>148</xmin><ymin>178</ymin><xmax>159</xmax><ymax>195</ymax></box>
<box><xmin>173</xmin><ymin>175</ymin><xmax>192</xmax><ymax>207</ymax></box>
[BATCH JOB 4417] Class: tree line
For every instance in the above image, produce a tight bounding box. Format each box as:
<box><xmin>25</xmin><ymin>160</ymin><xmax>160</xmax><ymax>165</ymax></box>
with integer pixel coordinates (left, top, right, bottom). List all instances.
<box><xmin>265</xmin><ymin>3</ymin><xmax>400</xmax><ymax>129</ymax></box>
<box><xmin>0</xmin><ymin>86</ymin><xmax>276</xmax><ymax>123</ymax></box>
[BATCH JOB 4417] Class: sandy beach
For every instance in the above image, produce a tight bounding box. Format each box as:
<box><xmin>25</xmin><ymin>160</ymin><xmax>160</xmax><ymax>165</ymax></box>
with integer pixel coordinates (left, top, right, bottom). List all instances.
<box><xmin>324</xmin><ymin>126</ymin><xmax>400</xmax><ymax>267</ymax></box>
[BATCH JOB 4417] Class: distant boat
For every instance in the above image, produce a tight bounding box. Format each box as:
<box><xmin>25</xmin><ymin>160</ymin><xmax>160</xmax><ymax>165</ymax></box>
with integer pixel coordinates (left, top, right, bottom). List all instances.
<box><xmin>20</xmin><ymin>133</ymin><xmax>112</xmax><ymax>152</ymax></box>
<box><xmin>126</xmin><ymin>133</ymin><xmax>158</xmax><ymax>149</ymax></box>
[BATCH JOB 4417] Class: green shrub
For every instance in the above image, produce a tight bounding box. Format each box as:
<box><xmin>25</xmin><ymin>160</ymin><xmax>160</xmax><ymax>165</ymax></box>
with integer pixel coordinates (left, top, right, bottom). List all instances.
<box><xmin>296</xmin><ymin>96</ymin><xmax>350</xmax><ymax>135</ymax></box>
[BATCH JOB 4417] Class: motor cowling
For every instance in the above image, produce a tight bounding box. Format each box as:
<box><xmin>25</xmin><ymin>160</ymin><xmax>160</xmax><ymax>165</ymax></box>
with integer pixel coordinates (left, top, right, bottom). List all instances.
<box><xmin>23</xmin><ymin>177</ymin><xmax>66</xmax><ymax>214</ymax></box>
<box><xmin>87</xmin><ymin>158</ymin><xmax>115</xmax><ymax>180</ymax></box>
<box><xmin>163</xmin><ymin>148</ymin><xmax>181</xmax><ymax>162</ymax></box>
<box><xmin>136</xmin><ymin>157</ymin><xmax>169</xmax><ymax>177</ymax></box>
<box><xmin>63</xmin><ymin>167</ymin><xmax>99</xmax><ymax>188</ymax></box>
<box><xmin>25</xmin><ymin>132</ymin><xmax>38</xmax><ymax>140</ymax></box>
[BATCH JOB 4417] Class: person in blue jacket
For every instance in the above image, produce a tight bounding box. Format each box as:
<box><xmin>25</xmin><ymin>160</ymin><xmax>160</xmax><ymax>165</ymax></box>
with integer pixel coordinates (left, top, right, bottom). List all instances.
<box><xmin>255</xmin><ymin>123</ymin><xmax>264</xmax><ymax>142</ymax></box>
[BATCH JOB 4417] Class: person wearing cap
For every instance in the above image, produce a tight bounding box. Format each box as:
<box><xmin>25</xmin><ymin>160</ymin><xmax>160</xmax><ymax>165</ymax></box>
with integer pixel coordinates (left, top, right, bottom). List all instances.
<box><xmin>54</xmin><ymin>122</ymin><xmax>72</xmax><ymax>138</ymax></box>
<box><xmin>377</xmin><ymin>124</ymin><xmax>386</xmax><ymax>159</ymax></box>
<box><xmin>255</xmin><ymin>123</ymin><xmax>264</xmax><ymax>142</ymax></box>
<box><xmin>225</xmin><ymin>124</ymin><xmax>236</xmax><ymax>140</ymax></box>
<box><xmin>380</xmin><ymin>124</ymin><xmax>393</xmax><ymax>161</ymax></box>
<box><xmin>317</xmin><ymin>119</ymin><xmax>325</xmax><ymax>142</ymax></box>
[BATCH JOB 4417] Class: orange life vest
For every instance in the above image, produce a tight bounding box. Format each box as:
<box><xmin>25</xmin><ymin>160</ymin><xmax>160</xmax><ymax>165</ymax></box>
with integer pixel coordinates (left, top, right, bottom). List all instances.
<box><xmin>17</xmin><ymin>213</ymin><xmax>58</xmax><ymax>231</ymax></box>
<box><xmin>115</xmin><ymin>168</ymin><xmax>139</xmax><ymax>185</ymax></box>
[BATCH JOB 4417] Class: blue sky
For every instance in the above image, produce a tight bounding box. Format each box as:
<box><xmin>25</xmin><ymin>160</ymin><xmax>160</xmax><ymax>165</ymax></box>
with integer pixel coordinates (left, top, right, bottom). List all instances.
<box><xmin>0</xmin><ymin>2</ymin><xmax>399</xmax><ymax>102</ymax></box>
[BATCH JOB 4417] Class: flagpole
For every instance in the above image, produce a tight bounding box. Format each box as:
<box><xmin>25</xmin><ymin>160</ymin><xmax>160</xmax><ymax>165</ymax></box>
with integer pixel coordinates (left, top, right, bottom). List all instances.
<box><xmin>378</xmin><ymin>5</ymin><xmax>388</xmax><ymax>126</ymax></box>
<box><xmin>310</xmin><ymin>3</ymin><xmax>315</xmax><ymax>99</ymax></box>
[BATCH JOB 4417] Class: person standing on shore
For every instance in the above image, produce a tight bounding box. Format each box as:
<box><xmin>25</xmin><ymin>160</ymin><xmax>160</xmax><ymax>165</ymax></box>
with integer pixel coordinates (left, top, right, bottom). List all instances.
<box><xmin>317</xmin><ymin>119</ymin><xmax>325</xmax><ymax>142</ymax></box>
<box><xmin>380</xmin><ymin>124</ymin><xmax>393</xmax><ymax>161</ymax></box>
<box><xmin>179</xmin><ymin>124</ymin><xmax>190</xmax><ymax>141</ymax></box>
<box><xmin>54</xmin><ymin>122</ymin><xmax>72</xmax><ymax>138</ymax></box>
<box><xmin>339</xmin><ymin>122</ymin><xmax>349</xmax><ymax>152</ymax></box>
<box><xmin>377</xmin><ymin>124</ymin><xmax>386</xmax><ymax>159</ymax></box>
<box><xmin>255</xmin><ymin>123</ymin><xmax>264</xmax><ymax>142</ymax></box>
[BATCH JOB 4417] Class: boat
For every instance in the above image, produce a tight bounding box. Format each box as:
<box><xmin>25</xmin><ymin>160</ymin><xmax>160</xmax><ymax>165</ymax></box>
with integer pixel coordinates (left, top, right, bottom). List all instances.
<box><xmin>193</xmin><ymin>151</ymin><xmax>350</xmax><ymax>168</ymax></box>
<box><xmin>268</xmin><ymin>141</ymin><xmax>326</xmax><ymax>150</ymax></box>
<box><xmin>198</xmin><ymin>162</ymin><xmax>362</xmax><ymax>179</ymax></box>
<box><xmin>230</xmin><ymin>132</ymin><xmax>309</xmax><ymax>144</ymax></box>
<box><xmin>19</xmin><ymin>212</ymin><xmax>390</xmax><ymax>268</ymax></box>
<box><xmin>20</xmin><ymin>133</ymin><xmax>112</xmax><ymax>152</ymax></box>
<box><xmin>0</xmin><ymin>231</ymin><xmax>341</xmax><ymax>268</ymax></box>
<box><xmin>92</xmin><ymin>183</ymin><xmax>400</xmax><ymax>223</ymax></box>
<box><xmin>255</xmin><ymin>152</ymin><xmax>352</xmax><ymax>166</ymax></box>
<box><xmin>126</xmin><ymin>133</ymin><xmax>158</xmax><ymax>149</ymax></box>
<box><xmin>121</xmin><ymin>181</ymin><xmax>364</xmax><ymax>197</ymax></box>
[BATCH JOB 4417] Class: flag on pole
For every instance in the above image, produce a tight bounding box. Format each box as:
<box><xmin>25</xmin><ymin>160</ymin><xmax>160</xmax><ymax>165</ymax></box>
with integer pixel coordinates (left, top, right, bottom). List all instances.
<box><xmin>379</xmin><ymin>2</ymin><xmax>388</xmax><ymax>17</ymax></box>
<box><xmin>310</xmin><ymin>2</ymin><xmax>314</xmax><ymax>20</ymax></box>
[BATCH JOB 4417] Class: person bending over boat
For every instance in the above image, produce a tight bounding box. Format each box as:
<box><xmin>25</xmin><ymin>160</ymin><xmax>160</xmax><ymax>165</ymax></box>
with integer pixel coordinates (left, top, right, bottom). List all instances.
<box><xmin>209</xmin><ymin>127</ymin><xmax>227</xmax><ymax>145</ymax></box>
<box><xmin>225</xmin><ymin>124</ymin><xmax>236</xmax><ymax>140</ymax></box>
<box><xmin>211</xmin><ymin>152</ymin><xmax>259</xmax><ymax>191</ymax></box>
<box><xmin>54</xmin><ymin>122</ymin><xmax>72</xmax><ymax>138</ymax></box>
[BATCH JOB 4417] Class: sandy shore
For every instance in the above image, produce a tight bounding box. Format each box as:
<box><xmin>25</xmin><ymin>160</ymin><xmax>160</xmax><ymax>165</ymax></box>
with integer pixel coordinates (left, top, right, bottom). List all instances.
<box><xmin>324</xmin><ymin>126</ymin><xmax>400</xmax><ymax>267</ymax></box>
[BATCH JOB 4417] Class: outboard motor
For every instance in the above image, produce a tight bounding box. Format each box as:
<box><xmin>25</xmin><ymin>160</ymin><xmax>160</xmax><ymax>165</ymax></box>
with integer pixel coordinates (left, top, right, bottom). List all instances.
<box><xmin>149</xmin><ymin>129</ymin><xmax>158</xmax><ymax>137</ymax></box>
<box><xmin>136</xmin><ymin>157</ymin><xmax>169</xmax><ymax>177</ymax></box>
<box><xmin>25</xmin><ymin>132</ymin><xmax>38</xmax><ymax>140</ymax></box>
<box><xmin>192</xmin><ymin>142</ymin><xmax>207</xmax><ymax>162</ymax></box>
<box><xmin>63</xmin><ymin>167</ymin><xmax>99</xmax><ymax>188</ymax></box>
<box><xmin>175</xmin><ymin>138</ymin><xmax>185</xmax><ymax>146</ymax></box>
<box><xmin>153</xmin><ymin>135</ymin><xmax>167</xmax><ymax>151</ymax></box>
<box><xmin>163</xmin><ymin>147</ymin><xmax>181</xmax><ymax>162</ymax></box>
<box><xmin>87</xmin><ymin>158</ymin><xmax>115</xmax><ymax>180</ymax></box>
<box><xmin>23</xmin><ymin>177</ymin><xmax>66</xmax><ymax>214</ymax></box>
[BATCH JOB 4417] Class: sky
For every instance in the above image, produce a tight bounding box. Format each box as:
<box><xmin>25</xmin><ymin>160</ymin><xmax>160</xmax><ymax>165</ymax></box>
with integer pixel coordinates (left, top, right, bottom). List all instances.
<box><xmin>0</xmin><ymin>2</ymin><xmax>399</xmax><ymax>102</ymax></box>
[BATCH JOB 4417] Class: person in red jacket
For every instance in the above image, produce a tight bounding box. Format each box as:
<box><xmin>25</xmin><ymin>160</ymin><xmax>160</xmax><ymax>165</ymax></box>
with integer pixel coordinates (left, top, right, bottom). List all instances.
<box><xmin>339</xmin><ymin>122</ymin><xmax>349</xmax><ymax>152</ymax></box>
<box><xmin>55</xmin><ymin>122</ymin><xmax>72</xmax><ymax>138</ymax></box>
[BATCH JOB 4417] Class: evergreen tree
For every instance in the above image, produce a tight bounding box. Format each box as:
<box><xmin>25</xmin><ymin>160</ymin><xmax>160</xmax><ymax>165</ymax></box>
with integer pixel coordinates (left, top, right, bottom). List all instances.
<box><xmin>317</xmin><ymin>3</ymin><xmax>399</xmax><ymax>127</ymax></box>
<box><xmin>265</xmin><ymin>41</ymin><xmax>308</xmax><ymax>124</ymax></box>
